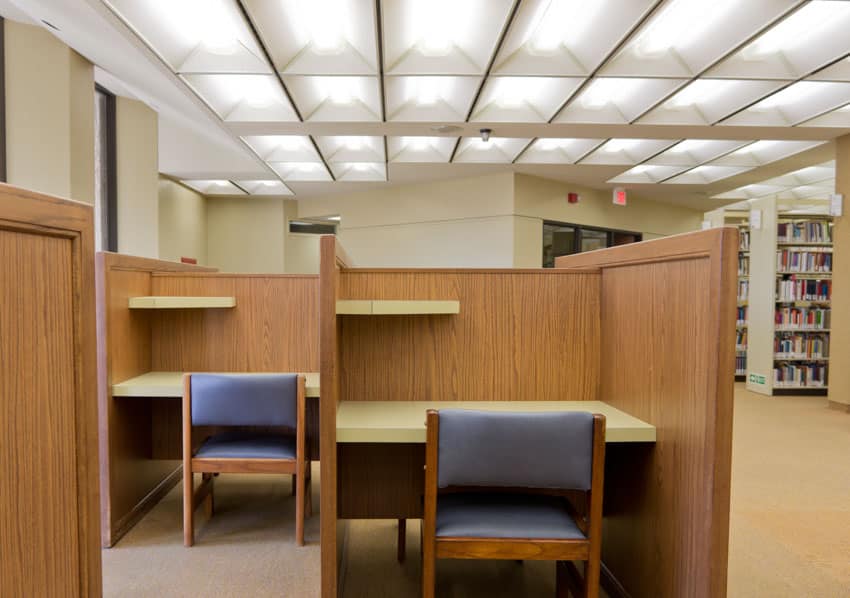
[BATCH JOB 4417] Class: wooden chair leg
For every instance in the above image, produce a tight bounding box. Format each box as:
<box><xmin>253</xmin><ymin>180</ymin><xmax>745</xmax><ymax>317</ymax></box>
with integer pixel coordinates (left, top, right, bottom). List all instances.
<box><xmin>422</xmin><ymin>537</ymin><xmax>435</xmax><ymax>598</ymax></box>
<box><xmin>397</xmin><ymin>519</ymin><xmax>406</xmax><ymax>563</ymax></box>
<box><xmin>295</xmin><ymin>465</ymin><xmax>305</xmax><ymax>546</ymax></box>
<box><xmin>202</xmin><ymin>473</ymin><xmax>214</xmax><ymax>518</ymax></box>
<box><xmin>305</xmin><ymin>464</ymin><xmax>313</xmax><ymax>519</ymax></box>
<box><xmin>584</xmin><ymin>556</ymin><xmax>600</xmax><ymax>598</ymax></box>
<box><xmin>183</xmin><ymin>469</ymin><xmax>194</xmax><ymax>547</ymax></box>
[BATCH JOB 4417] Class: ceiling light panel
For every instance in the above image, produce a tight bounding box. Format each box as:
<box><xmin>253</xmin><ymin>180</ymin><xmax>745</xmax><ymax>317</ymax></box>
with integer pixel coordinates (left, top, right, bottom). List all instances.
<box><xmin>708</xmin><ymin>1</ymin><xmax>850</xmax><ymax>80</ymax></box>
<box><xmin>471</xmin><ymin>77</ymin><xmax>583</xmax><ymax>122</ymax></box>
<box><xmin>493</xmin><ymin>0</ymin><xmax>655</xmax><ymax>76</ymax></box>
<box><xmin>269</xmin><ymin>162</ymin><xmax>333</xmax><ymax>182</ymax></box>
<box><xmin>243</xmin><ymin>0</ymin><xmax>378</xmax><ymax>75</ymax></box>
<box><xmin>314</xmin><ymin>136</ymin><xmax>385</xmax><ymax>162</ymax></box>
<box><xmin>182</xmin><ymin>179</ymin><xmax>246</xmax><ymax>195</ymax></box>
<box><xmin>242</xmin><ymin>135</ymin><xmax>321</xmax><ymax>162</ymax></box>
<box><xmin>182</xmin><ymin>74</ymin><xmax>298</xmax><ymax>121</ymax></box>
<box><xmin>639</xmin><ymin>79</ymin><xmax>787</xmax><ymax>125</ymax></box>
<box><xmin>382</xmin><ymin>0</ymin><xmax>514</xmax><ymax>75</ymax></box>
<box><xmin>607</xmin><ymin>164</ymin><xmax>690</xmax><ymax>184</ymax></box>
<box><xmin>761</xmin><ymin>163</ymin><xmax>835</xmax><ymax>187</ymax></box>
<box><xmin>649</xmin><ymin>139</ymin><xmax>751</xmax><ymax>166</ymax></box>
<box><xmin>516</xmin><ymin>138</ymin><xmax>605</xmax><ymax>164</ymax></box>
<box><xmin>329</xmin><ymin>162</ymin><xmax>387</xmax><ymax>181</ymax></box>
<box><xmin>600</xmin><ymin>0</ymin><xmax>798</xmax><ymax>77</ymax></box>
<box><xmin>664</xmin><ymin>165</ymin><xmax>753</xmax><ymax>184</ymax></box>
<box><xmin>453</xmin><ymin>137</ymin><xmax>532</xmax><ymax>163</ymax></box>
<box><xmin>713</xmin><ymin>183</ymin><xmax>787</xmax><ymax>199</ymax></box>
<box><xmin>777</xmin><ymin>185</ymin><xmax>833</xmax><ymax>200</ymax></box>
<box><xmin>236</xmin><ymin>180</ymin><xmax>294</xmax><ymax>195</ymax></box>
<box><xmin>810</xmin><ymin>56</ymin><xmax>850</xmax><ymax>82</ymax></box>
<box><xmin>283</xmin><ymin>76</ymin><xmax>382</xmax><ymax>121</ymax></box>
<box><xmin>801</xmin><ymin>103</ymin><xmax>850</xmax><ymax>127</ymax></box>
<box><xmin>105</xmin><ymin>0</ymin><xmax>270</xmax><ymax>74</ymax></box>
<box><xmin>555</xmin><ymin>77</ymin><xmax>686</xmax><ymax>124</ymax></box>
<box><xmin>387</xmin><ymin>137</ymin><xmax>457</xmax><ymax>162</ymax></box>
<box><xmin>580</xmin><ymin>138</ymin><xmax>679</xmax><ymax>165</ymax></box>
<box><xmin>384</xmin><ymin>76</ymin><xmax>481</xmax><ymax>121</ymax></box>
<box><xmin>711</xmin><ymin>140</ymin><xmax>825</xmax><ymax>167</ymax></box>
<box><xmin>721</xmin><ymin>81</ymin><xmax>850</xmax><ymax>126</ymax></box>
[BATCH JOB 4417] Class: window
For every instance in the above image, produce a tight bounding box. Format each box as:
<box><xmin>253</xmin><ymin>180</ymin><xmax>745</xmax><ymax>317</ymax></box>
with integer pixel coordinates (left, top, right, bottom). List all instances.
<box><xmin>542</xmin><ymin>221</ymin><xmax>642</xmax><ymax>267</ymax></box>
<box><xmin>94</xmin><ymin>85</ymin><xmax>117</xmax><ymax>251</ymax></box>
<box><xmin>288</xmin><ymin>220</ymin><xmax>337</xmax><ymax>235</ymax></box>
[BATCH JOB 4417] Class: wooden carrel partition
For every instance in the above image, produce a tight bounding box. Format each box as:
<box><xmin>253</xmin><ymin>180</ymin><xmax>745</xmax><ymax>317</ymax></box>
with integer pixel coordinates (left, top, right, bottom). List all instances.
<box><xmin>556</xmin><ymin>228</ymin><xmax>737</xmax><ymax>598</ymax></box>
<box><xmin>96</xmin><ymin>253</ymin><xmax>319</xmax><ymax>547</ymax></box>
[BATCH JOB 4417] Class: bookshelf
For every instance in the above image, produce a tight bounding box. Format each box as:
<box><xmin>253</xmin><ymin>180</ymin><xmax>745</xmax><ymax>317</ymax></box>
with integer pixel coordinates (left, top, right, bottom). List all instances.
<box><xmin>739</xmin><ymin>195</ymin><xmax>833</xmax><ymax>396</ymax></box>
<box><xmin>736</xmin><ymin>220</ymin><xmax>750</xmax><ymax>380</ymax></box>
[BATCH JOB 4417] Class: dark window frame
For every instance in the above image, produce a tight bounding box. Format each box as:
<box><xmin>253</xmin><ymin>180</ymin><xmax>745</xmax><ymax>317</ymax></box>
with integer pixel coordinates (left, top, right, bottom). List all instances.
<box><xmin>95</xmin><ymin>84</ymin><xmax>118</xmax><ymax>252</ymax></box>
<box><xmin>542</xmin><ymin>220</ymin><xmax>642</xmax><ymax>267</ymax></box>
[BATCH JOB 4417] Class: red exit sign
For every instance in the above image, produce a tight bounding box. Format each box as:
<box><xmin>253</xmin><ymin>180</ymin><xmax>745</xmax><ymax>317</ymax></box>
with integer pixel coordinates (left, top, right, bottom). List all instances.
<box><xmin>612</xmin><ymin>187</ymin><xmax>627</xmax><ymax>206</ymax></box>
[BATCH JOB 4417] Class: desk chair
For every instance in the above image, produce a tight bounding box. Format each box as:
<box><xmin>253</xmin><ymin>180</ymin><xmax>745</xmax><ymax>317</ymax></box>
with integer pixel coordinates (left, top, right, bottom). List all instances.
<box><xmin>182</xmin><ymin>373</ymin><xmax>311</xmax><ymax>547</ymax></box>
<box><xmin>421</xmin><ymin>409</ymin><xmax>605</xmax><ymax>598</ymax></box>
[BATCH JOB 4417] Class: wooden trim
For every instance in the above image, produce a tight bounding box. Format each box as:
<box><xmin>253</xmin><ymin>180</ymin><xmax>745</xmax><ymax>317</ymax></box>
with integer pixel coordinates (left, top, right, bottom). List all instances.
<box><xmin>422</xmin><ymin>410</ymin><xmax>439</xmax><ymax>598</ymax></box>
<box><xmin>0</xmin><ymin>17</ymin><xmax>6</xmax><ymax>184</ymax></box>
<box><xmin>191</xmin><ymin>459</ymin><xmax>298</xmax><ymax>474</ymax></box>
<box><xmin>335</xmin><ymin>267</ymin><xmax>599</xmax><ymax>275</ymax></box>
<box><xmin>109</xmin><ymin>465</ymin><xmax>182</xmax><ymax>547</ymax></box>
<box><xmin>182</xmin><ymin>374</ymin><xmax>193</xmax><ymax>546</ymax></box>
<box><xmin>319</xmin><ymin>235</ymin><xmax>349</xmax><ymax>598</ymax></box>
<box><xmin>586</xmin><ymin>414</ymin><xmax>607</xmax><ymax>598</ymax></box>
<box><xmin>151</xmin><ymin>272</ymin><xmax>318</xmax><ymax>279</ymax></box>
<box><xmin>435</xmin><ymin>538</ymin><xmax>590</xmax><ymax>561</ymax></box>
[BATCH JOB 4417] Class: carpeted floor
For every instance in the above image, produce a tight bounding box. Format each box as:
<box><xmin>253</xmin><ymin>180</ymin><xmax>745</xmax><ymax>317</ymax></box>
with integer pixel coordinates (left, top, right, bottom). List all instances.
<box><xmin>102</xmin><ymin>385</ymin><xmax>850</xmax><ymax>597</ymax></box>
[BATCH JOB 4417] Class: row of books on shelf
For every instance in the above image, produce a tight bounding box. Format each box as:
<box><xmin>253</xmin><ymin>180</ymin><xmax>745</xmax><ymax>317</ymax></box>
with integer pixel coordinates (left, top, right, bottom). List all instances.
<box><xmin>774</xmin><ymin>334</ymin><xmax>828</xmax><ymax>359</ymax></box>
<box><xmin>775</xmin><ymin>307</ymin><xmax>830</xmax><ymax>329</ymax></box>
<box><xmin>738</xmin><ymin>256</ymin><xmax>749</xmax><ymax>276</ymax></box>
<box><xmin>735</xmin><ymin>355</ymin><xmax>747</xmax><ymax>376</ymax></box>
<box><xmin>776</xmin><ymin>277</ymin><xmax>831</xmax><ymax>302</ymax></box>
<box><xmin>739</xmin><ymin>230</ymin><xmax>750</xmax><ymax>251</ymax></box>
<box><xmin>777</xmin><ymin>221</ymin><xmax>831</xmax><ymax>244</ymax></box>
<box><xmin>736</xmin><ymin>306</ymin><xmax>748</xmax><ymax>327</ymax></box>
<box><xmin>737</xmin><ymin>280</ymin><xmax>749</xmax><ymax>301</ymax></box>
<box><xmin>736</xmin><ymin>329</ymin><xmax>747</xmax><ymax>349</ymax></box>
<box><xmin>776</xmin><ymin>250</ymin><xmax>832</xmax><ymax>273</ymax></box>
<box><xmin>774</xmin><ymin>363</ymin><xmax>827</xmax><ymax>387</ymax></box>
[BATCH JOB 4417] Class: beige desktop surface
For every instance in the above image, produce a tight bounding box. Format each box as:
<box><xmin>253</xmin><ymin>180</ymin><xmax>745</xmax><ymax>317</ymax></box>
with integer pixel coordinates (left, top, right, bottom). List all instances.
<box><xmin>112</xmin><ymin>371</ymin><xmax>320</xmax><ymax>398</ymax></box>
<box><xmin>128</xmin><ymin>296</ymin><xmax>236</xmax><ymax>309</ymax></box>
<box><xmin>336</xmin><ymin>299</ymin><xmax>460</xmax><ymax>315</ymax></box>
<box><xmin>336</xmin><ymin>400</ymin><xmax>656</xmax><ymax>443</ymax></box>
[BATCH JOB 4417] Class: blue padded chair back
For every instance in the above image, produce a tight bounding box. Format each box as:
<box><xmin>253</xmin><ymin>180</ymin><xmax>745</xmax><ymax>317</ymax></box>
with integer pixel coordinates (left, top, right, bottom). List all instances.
<box><xmin>437</xmin><ymin>409</ymin><xmax>594</xmax><ymax>491</ymax></box>
<box><xmin>190</xmin><ymin>373</ymin><xmax>298</xmax><ymax>428</ymax></box>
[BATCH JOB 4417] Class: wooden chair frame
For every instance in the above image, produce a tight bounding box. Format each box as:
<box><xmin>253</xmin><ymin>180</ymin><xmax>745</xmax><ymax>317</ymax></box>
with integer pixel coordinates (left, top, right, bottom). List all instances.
<box><xmin>182</xmin><ymin>373</ymin><xmax>312</xmax><ymax>547</ymax></box>
<box><xmin>421</xmin><ymin>410</ymin><xmax>606</xmax><ymax>598</ymax></box>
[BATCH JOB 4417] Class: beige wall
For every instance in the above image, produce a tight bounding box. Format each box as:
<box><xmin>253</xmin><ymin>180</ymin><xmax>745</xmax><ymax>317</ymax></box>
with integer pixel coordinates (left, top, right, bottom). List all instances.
<box><xmin>4</xmin><ymin>21</ymin><xmax>94</xmax><ymax>203</ymax></box>
<box><xmin>207</xmin><ymin>196</ymin><xmax>286</xmax><ymax>273</ymax></box>
<box><xmin>513</xmin><ymin>174</ymin><xmax>703</xmax><ymax>266</ymax></box>
<box><xmin>158</xmin><ymin>178</ymin><xmax>207</xmax><ymax>265</ymax></box>
<box><xmin>830</xmin><ymin>135</ymin><xmax>850</xmax><ymax>409</ymax></box>
<box><xmin>116</xmin><ymin>97</ymin><xmax>159</xmax><ymax>258</ymax></box>
<box><xmin>299</xmin><ymin>172</ymin><xmax>518</xmax><ymax>267</ymax></box>
<box><xmin>284</xmin><ymin>201</ymin><xmax>320</xmax><ymax>274</ymax></box>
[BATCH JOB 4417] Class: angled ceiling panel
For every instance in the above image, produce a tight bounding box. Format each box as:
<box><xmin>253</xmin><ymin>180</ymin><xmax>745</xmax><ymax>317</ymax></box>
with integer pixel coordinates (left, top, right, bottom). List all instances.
<box><xmin>471</xmin><ymin>76</ymin><xmax>583</xmax><ymax>122</ymax></box>
<box><xmin>387</xmin><ymin>137</ymin><xmax>457</xmax><ymax>162</ymax></box>
<box><xmin>282</xmin><ymin>75</ymin><xmax>382</xmax><ymax>121</ymax></box>
<box><xmin>720</xmin><ymin>81</ymin><xmax>850</xmax><ymax>126</ymax></box>
<box><xmin>453</xmin><ymin>137</ymin><xmax>531</xmax><ymax>163</ymax></box>
<box><xmin>580</xmin><ymin>138</ymin><xmax>679</xmax><ymax>165</ymax></box>
<box><xmin>516</xmin><ymin>138</ymin><xmax>605</xmax><ymax>164</ymax></box>
<box><xmin>555</xmin><ymin>77</ymin><xmax>686</xmax><ymax>124</ymax></box>
<box><xmin>384</xmin><ymin>76</ymin><xmax>481</xmax><ymax>121</ymax></box>
<box><xmin>182</xmin><ymin>74</ymin><xmax>299</xmax><ymax>121</ymax></box>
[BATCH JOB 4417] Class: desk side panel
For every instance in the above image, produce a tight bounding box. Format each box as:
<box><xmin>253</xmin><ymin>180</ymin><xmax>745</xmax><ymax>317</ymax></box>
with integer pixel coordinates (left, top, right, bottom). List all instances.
<box><xmin>556</xmin><ymin>229</ymin><xmax>737</xmax><ymax>598</ymax></box>
<box><xmin>338</xmin><ymin>270</ymin><xmax>600</xmax><ymax>402</ymax></box>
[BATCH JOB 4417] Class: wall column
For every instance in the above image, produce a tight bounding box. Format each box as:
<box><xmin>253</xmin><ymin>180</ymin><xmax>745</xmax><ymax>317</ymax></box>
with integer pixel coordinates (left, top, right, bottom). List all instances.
<box><xmin>829</xmin><ymin>135</ymin><xmax>850</xmax><ymax>411</ymax></box>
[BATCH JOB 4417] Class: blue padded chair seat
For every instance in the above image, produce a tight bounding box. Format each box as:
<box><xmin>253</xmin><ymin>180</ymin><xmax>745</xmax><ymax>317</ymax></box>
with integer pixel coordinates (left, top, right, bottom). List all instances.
<box><xmin>436</xmin><ymin>493</ymin><xmax>585</xmax><ymax>540</ymax></box>
<box><xmin>194</xmin><ymin>432</ymin><xmax>296</xmax><ymax>460</ymax></box>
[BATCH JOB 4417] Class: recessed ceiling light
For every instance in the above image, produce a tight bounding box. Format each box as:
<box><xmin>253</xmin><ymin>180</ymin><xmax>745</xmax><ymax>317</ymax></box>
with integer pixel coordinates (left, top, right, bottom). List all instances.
<box><xmin>635</xmin><ymin>0</ymin><xmax>738</xmax><ymax>56</ymax></box>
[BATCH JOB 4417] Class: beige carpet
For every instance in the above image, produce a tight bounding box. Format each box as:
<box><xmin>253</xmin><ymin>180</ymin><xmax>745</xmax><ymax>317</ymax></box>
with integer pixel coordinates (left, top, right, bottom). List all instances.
<box><xmin>102</xmin><ymin>385</ymin><xmax>850</xmax><ymax>597</ymax></box>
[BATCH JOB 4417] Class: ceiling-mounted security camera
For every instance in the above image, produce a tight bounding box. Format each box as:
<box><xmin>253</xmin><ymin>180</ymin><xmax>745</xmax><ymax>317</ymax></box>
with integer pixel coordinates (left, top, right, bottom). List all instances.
<box><xmin>479</xmin><ymin>128</ymin><xmax>492</xmax><ymax>142</ymax></box>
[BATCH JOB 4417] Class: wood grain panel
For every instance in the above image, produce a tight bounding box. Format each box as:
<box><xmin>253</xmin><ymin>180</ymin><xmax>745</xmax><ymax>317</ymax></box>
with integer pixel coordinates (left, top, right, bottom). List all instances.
<box><xmin>556</xmin><ymin>229</ymin><xmax>737</xmax><ymax>598</ymax></box>
<box><xmin>337</xmin><ymin>444</ymin><xmax>425</xmax><ymax>519</ymax></box>
<box><xmin>0</xmin><ymin>184</ymin><xmax>101</xmax><ymax>597</ymax></box>
<box><xmin>338</xmin><ymin>270</ymin><xmax>600</xmax><ymax>402</ymax></box>
<box><xmin>96</xmin><ymin>253</ymin><xmax>215</xmax><ymax>547</ymax></box>
<box><xmin>149</xmin><ymin>274</ymin><xmax>319</xmax><ymax>372</ymax></box>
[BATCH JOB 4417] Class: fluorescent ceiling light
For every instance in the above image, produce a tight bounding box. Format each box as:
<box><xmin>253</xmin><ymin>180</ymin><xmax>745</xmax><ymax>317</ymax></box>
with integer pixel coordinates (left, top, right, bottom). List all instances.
<box><xmin>242</xmin><ymin>135</ymin><xmax>319</xmax><ymax>162</ymax></box>
<box><xmin>270</xmin><ymin>162</ymin><xmax>332</xmax><ymax>182</ymax></box>
<box><xmin>746</xmin><ymin>1</ymin><xmax>849</xmax><ymax>57</ymax></box>
<box><xmin>633</xmin><ymin>0</ymin><xmax>738</xmax><ymax>56</ymax></box>
<box><xmin>182</xmin><ymin>74</ymin><xmax>297</xmax><ymax>121</ymax></box>
<box><xmin>159</xmin><ymin>0</ymin><xmax>239</xmax><ymax>53</ymax></box>
<box><xmin>755</xmin><ymin>82</ymin><xmax>821</xmax><ymax>110</ymax></box>
<box><xmin>582</xmin><ymin>138</ymin><xmax>678</xmax><ymax>165</ymax></box>
<box><xmin>666</xmin><ymin>79</ymin><xmax>735</xmax><ymax>108</ymax></box>
<box><xmin>387</xmin><ymin>136</ymin><xmax>456</xmax><ymax>162</ymax></box>
<box><xmin>298</xmin><ymin>0</ymin><xmax>347</xmax><ymax>53</ymax></box>
<box><xmin>523</xmin><ymin>0</ymin><xmax>604</xmax><ymax>54</ymax></box>
<box><xmin>607</xmin><ymin>164</ymin><xmax>689</xmax><ymax>184</ymax></box>
<box><xmin>580</xmin><ymin>78</ymin><xmax>643</xmax><ymax>108</ymax></box>
<box><xmin>330</xmin><ymin>162</ymin><xmax>386</xmax><ymax>181</ymax></box>
<box><xmin>182</xmin><ymin>179</ymin><xmax>245</xmax><ymax>195</ymax></box>
<box><xmin>454</xmin><ymin>137</ymin><xmax>531</xmax><ymax>163</ymax></box>
<box><xmin>517</xmin><ymin>138</ymin><xmax>604</xmax><ymax>164</ymax></box>
<box><xmin>473</xmin><ymin>76</ymin><xmax>583</xmax><ymax>121</ymax></box>
<box><xmin>664</xmin><ymin>165</ymin><xmax>751</xmax><ymax>184</ymax></box>
<box><xmin>603</xmin><ymin>139</ymin><xmax>641</xmax><ymax>153</ymax></box>
<box><xmin>236</xmin><ymin>180</ymin><xmax>294</xmax><ymax>195</ymax></box>
<box><xmin>409</xmin><ymin>0</ymin><xmax>465</xmax><ymax>56</ymax></box>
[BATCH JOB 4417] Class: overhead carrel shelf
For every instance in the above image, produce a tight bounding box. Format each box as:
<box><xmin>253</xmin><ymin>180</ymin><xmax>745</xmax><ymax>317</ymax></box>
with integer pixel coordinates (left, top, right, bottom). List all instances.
<box><xmin>336</xmin><ymin>300</ymin><xmax>460</xmax><ymax>315</ymax></box>
<box><xmin>128</xmin><ymin>296</ymin><xmax>236</xmax><ymax>309</ymax></box>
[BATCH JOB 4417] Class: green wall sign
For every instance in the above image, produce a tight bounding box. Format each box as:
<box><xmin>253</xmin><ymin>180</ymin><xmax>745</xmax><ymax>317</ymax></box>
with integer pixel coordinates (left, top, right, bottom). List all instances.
<box><xmin>748</xmin><ymin>373</ymin><xmax>766</xmax><ymax>386</ymax></box>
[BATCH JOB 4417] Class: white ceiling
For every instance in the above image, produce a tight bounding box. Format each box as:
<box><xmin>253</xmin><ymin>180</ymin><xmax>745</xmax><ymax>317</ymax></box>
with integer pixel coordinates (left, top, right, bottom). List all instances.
<box><xmin>4</xmin><ymin>0</ymin><xmax>850</xmax><ymax>211</ymax></box>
